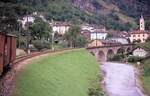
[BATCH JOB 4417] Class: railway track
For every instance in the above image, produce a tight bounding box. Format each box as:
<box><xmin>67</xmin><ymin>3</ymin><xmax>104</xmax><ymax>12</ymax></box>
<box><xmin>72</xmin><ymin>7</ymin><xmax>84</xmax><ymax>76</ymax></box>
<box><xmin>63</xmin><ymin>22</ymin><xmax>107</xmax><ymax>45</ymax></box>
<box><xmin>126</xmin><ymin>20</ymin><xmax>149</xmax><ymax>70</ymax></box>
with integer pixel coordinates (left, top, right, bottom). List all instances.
<box><xmin>13</xmin><ymin>48</ymin><xmax>73</xmax><ymax>65</ymax></box>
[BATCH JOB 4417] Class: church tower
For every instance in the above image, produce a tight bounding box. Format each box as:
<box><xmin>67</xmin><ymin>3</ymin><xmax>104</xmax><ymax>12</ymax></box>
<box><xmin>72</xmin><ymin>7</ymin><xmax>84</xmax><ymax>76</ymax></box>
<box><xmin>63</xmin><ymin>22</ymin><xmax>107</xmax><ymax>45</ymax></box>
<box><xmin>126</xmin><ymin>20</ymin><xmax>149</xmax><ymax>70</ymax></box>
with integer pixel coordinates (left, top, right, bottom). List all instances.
<box><xmin>140</xmin><ymin>15</ymin><xmax>145</xmax><ymax>31</ymax></box>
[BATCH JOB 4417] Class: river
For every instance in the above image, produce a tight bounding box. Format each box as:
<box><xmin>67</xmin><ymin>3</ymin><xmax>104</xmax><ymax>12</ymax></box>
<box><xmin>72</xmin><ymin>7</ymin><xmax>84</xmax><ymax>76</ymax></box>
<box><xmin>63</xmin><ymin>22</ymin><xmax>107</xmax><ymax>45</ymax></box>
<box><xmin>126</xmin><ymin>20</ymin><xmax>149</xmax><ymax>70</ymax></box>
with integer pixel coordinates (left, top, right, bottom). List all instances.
<box><xmin>101</xmin><ymin>62</ymin><xmax>146</xmax><ymax>96</ymax></box>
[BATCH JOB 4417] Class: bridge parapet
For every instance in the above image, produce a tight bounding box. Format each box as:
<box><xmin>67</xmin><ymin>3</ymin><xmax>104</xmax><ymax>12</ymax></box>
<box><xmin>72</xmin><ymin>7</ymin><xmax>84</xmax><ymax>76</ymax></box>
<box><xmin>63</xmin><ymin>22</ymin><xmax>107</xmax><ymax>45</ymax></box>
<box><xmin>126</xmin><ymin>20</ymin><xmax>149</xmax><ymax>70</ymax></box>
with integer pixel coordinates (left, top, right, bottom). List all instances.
<box><xmin>87</xmin><ymin>44</ymin><xmax>135</xmax><ymax>49</ymax></box>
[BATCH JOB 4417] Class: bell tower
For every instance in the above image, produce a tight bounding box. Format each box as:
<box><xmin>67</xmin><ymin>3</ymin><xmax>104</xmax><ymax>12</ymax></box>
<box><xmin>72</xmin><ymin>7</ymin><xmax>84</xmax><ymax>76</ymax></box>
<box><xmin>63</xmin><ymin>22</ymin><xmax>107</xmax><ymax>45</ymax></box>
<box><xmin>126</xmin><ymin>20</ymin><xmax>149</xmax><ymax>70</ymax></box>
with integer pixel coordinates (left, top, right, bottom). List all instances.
<box><xmin>140</xmin><ymin>15</ymin><xmax>145</xmax><ymax>31</ymax></box>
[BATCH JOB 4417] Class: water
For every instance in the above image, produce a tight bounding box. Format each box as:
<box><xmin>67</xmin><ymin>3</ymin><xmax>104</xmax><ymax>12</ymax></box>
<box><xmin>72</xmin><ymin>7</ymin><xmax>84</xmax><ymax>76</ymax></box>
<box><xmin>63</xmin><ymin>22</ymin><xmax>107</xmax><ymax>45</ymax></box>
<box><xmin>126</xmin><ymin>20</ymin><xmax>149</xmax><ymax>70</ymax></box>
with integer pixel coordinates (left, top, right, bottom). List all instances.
<box><xmin>101</xmin><ymin>62</ymin><xmax>146</xmax><ymax>96</ymax></box>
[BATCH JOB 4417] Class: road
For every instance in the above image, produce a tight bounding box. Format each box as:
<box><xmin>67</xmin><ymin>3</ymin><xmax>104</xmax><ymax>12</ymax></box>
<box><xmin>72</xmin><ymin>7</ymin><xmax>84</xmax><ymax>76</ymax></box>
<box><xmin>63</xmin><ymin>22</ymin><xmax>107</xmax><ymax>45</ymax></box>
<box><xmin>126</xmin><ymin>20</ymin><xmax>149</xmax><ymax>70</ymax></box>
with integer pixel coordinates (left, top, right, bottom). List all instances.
<box><xmin>101</xmin><ymin>62</ymin><xmax>146</xmax><ymax>96</ymax></box>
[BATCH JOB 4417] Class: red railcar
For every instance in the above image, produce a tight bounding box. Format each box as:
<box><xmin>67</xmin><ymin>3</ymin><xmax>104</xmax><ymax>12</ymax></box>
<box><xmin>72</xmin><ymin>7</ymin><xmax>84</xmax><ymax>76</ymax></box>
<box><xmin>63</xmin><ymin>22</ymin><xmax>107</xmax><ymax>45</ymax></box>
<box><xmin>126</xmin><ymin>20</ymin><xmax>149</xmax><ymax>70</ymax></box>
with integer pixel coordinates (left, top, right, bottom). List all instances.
<box><xmin>0</xmin><ymin>33</ymin><xmax>16</xmax><ymax>75</ymax></box>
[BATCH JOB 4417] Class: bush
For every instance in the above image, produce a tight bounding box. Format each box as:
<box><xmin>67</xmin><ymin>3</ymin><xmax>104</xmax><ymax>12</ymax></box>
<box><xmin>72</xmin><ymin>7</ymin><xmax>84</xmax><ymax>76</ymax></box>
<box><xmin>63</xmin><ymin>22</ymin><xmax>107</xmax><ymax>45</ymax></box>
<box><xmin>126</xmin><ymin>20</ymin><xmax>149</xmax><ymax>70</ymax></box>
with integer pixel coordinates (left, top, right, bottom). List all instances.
<box><xmin>127</xmin><ymin>56</ymin><xmax>142</xmax><ymax>63</ymax></box>
<box><xmin>75</xmin><ymin>35</ymin><xmax>88</xmax><ymax>48</ymax></box>
<box><xmin>59</xmin><ymin>41</ymin><xmax>69</xmax><ymax>48</ymax></box>
<box><xmin>142</xmin><ymin>59</ymin><xmax>150</xmax><ymax>76</ymax></box>
<box><xmin>110</xmin><ymin>54</ymin><xmax>125</xmax><ymax>61</ymax></box>
<box><xmin>32</xmin><ymin>40</ymin><xmax>51</xmax><ymax>51</ymax></box>
<box><xmin>88</xmin><ymin>76</ymin><xmax>105</xmax><ymax>96</ymax></box>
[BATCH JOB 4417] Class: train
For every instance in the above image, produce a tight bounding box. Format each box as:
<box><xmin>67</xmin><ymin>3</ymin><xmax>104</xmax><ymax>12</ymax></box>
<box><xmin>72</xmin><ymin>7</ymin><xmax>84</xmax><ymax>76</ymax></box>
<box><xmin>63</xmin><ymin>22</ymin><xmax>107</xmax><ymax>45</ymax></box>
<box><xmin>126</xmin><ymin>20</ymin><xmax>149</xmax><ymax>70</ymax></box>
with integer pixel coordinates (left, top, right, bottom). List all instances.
<box><xmin>0</xmin><ymin>33</ymin><xmax>16</xmax><ymax>75</ymax></box>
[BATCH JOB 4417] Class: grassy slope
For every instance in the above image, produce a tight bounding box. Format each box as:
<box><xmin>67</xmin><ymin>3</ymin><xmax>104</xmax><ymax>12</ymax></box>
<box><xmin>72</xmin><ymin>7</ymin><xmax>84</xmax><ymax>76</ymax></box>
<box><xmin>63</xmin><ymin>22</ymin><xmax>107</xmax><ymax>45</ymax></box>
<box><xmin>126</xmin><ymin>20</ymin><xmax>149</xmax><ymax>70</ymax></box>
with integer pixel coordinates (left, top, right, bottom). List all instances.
<box><xmin>13</xmin><ymin>49</ymin><xmax>102</xmax><ymax>96</ymax></box>
<box><xmin>138</xmin><ymin>41</ymin><xmax>150</xmax><ymax>49</ymax></box>
<box><xmin>143</xmin><ymin>77</ymin><xmax>150</xmax><ymax>95</ymax></box>
<box><xmin>135</xmin><ymin>41</ymin><xmax>150</xmax><ymax>95</ymax></box>
<box><xmin>142</xmin><ymin>59</ymin><xmax>150</xmax><ymax>95</ymax></box>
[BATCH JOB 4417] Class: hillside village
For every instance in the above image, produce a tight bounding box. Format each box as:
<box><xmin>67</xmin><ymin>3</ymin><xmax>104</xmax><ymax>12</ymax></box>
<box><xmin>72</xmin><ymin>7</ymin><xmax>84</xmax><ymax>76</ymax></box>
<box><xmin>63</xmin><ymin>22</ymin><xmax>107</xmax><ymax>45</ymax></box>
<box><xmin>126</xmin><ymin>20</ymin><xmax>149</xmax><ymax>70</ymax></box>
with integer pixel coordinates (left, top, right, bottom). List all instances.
<box><xmin>20</xmin><ymin>12</ymin><xmax>150</xmax><ymax>47</ymax></box>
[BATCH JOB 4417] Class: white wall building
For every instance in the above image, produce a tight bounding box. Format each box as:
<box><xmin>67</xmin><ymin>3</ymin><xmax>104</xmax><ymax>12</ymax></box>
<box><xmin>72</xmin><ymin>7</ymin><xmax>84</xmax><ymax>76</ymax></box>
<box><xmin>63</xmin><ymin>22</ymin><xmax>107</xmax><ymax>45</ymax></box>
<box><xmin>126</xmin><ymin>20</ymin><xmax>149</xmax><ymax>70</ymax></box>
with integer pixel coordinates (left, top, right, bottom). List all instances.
<box><xmin>21</xmin><ymin>16</ymin><xmax>35</xmax><ymax>29</ymax></box>
<box><xmin>51</xmin><ymin>22</ymin><xmax>70</xmax><ymax>35</ymax></box>
<box><xmin>133</xmin><ymin>47</ymin><xmax>149</xmax><ymax>58</ymax></box>
<box><xmin>91</xmin><ymin>32</ymin><xmax>107</xmax><ymax>40</ymax></box>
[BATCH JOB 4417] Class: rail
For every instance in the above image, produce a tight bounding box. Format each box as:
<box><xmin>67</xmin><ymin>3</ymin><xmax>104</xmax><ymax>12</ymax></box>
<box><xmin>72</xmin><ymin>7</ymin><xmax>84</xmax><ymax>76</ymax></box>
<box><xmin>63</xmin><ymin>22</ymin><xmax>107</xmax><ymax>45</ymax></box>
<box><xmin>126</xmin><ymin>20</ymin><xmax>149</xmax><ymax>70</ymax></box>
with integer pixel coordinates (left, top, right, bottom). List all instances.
<box><xmin>13</xmin><ymin>48</ymin><xmax>74</xmax><ymax>65</ymax></box>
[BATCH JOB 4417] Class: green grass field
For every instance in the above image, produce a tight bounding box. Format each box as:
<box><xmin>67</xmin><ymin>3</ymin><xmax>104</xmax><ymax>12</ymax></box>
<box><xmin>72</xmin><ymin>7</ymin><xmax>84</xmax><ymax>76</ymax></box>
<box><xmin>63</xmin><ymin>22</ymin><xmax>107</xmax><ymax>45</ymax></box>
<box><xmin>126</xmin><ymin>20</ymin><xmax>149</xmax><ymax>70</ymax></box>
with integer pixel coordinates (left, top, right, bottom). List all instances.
<box><xmin>13</xmin><ymin>49</ymin><xmax>103</xmax><ymax>96</ymax></box>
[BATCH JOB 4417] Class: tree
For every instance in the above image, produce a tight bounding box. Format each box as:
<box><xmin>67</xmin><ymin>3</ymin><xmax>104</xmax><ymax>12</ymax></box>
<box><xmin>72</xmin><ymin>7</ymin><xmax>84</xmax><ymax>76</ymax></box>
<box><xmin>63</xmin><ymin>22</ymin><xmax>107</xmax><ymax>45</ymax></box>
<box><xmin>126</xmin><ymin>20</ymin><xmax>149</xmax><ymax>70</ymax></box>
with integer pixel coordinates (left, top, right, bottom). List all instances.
<box><xmin>146</xmin><ymin>37</ymin><xmax>150</xmax><ymax>42</ymax></box>
<box><xmin>64</xmin><ymin>25</ymin><xmax>81</xmax><ymax>47</ymax></box>
<box><xmin>106</xmin><ymin>32</ymin><xmax>113</xmax><ymax>38</ymax></box>
<box><xmin>0</xmin><ymin>1</ymin><xmax>27</xmax><ymax>33</ymax></box>
<box><xmin>145</xmin><ymin>19</ymin><xmax>150</xmax><ymax>30</ymax></box>
<box><xmin>29</xmin><ymin>17</ymin><xmax>52</xmax><ymax>41</ymax></box>
<box><xmin>75</xmin><ymin>35</ymin><xmax>87</xmax><ymax>47</ymax></box>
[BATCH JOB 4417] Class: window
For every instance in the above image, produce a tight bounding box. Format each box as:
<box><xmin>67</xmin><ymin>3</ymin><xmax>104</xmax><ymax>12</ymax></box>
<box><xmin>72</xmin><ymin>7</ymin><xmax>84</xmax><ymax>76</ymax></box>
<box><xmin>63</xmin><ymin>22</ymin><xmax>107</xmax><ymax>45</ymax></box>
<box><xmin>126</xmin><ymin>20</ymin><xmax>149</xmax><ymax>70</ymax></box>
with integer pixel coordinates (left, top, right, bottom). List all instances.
<box><xmin>143</xmin><ymin>34</ymin><xmax>145</xmax><ymax>37</ymax></box>
<box><xmin>138</xmin><ymin>35</ymin><xmax>140</xmax><ymax>37</ymax></box>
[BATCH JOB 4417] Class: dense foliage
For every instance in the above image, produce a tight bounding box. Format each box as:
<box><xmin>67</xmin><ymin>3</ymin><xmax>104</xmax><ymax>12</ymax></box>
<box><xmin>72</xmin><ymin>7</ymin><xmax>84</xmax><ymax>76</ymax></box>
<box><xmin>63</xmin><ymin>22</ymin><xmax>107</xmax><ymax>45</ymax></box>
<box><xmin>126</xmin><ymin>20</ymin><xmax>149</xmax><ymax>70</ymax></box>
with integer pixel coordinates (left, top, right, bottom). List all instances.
<box><xmin>0</xmin><ymin>0</ymin><xmax>27</xmax><ymax>33</ymax></box>
<box><xmin>29</xmin><ymin>17</ymin><xmax>52</xmax><ymax>40</ymax></box>
<box><xmin>16</xmin><ymin>0</ymin><xmax>149</xmax><ymax>31</ymax></box>
<box><xmin>64</xmin><ymin>25</ymin><xmax>87</xmax><ymax>48</ymax></box>
<box><xmin>110</xmin><ymin>53</ymin><xmax>125</xmax><ymax>61</ymax></box>
<box><xmin>1</xmin><ymin>0</ymin><xmax>149</xmax><ymax>32</ymax></box>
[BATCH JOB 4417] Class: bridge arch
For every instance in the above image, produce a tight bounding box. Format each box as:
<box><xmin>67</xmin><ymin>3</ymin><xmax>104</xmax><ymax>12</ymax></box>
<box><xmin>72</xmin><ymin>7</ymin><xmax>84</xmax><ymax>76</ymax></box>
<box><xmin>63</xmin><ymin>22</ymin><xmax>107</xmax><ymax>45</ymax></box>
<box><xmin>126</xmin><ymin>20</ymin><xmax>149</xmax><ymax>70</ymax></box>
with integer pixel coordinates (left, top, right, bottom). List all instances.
<box><xmin>126</xmin><ymin>47</ymin><xmax>132</xmax><ymax>53</ymax></box>
<box><xmin>117</xmin><ymin>48</ymin><xmax>125</xmax><ymax>54</ymax></box>
<box><xmin>90</xmin><ymin>51</ymin><xmax>95</xmax><ymax>56</ymax></box>
<box><xmin>107</xmin><ymin>49</ymin><xmax>115</xmax><ymax>61</ymax></box>
<box><xmin>98</xmin><ymin>51</ymin><xmax>105</xmax><ymax>61</ymax></box>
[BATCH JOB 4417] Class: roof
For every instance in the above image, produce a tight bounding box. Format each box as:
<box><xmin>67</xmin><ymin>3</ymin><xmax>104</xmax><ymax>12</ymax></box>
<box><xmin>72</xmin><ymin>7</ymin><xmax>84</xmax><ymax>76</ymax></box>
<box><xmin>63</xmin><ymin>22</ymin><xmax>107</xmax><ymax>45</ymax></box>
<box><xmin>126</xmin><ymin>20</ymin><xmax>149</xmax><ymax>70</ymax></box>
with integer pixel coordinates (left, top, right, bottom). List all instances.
<box><xmin>130</xmin><ymin>30</ymin><xmax>150</xmax><ymax>34</ymax></box>
<box><xmin>108</xmin><ymin>31</ymin><xmax>130</xmax><ymax>38</ymax></box>
<box><xmin>51</xmin><ymin>22</ymin><xmax>71</xmax><ymax>26</ymax></box>
<box><xmin>91</xmin><ymin>31</ymin><xmax>107</xmax><ymax>33</ymax></box>
<box><xmin>133</xmin><ymin>46</ymin><xmax>150</xmax><ymax>51</ymax></box>
<box><xmin>89</xmin><ymin>39</ymin><xmax>121</xmax><ymax>45</ymax></box>
<box><xmin>81</xmin><ymin>29</ymin><xmax>91</xmax><ymax>33</ymax></box>
<box><xmin>82</xmin><ymin>24</ymin><xmax>105</xmax><ymax>29</ymax></box>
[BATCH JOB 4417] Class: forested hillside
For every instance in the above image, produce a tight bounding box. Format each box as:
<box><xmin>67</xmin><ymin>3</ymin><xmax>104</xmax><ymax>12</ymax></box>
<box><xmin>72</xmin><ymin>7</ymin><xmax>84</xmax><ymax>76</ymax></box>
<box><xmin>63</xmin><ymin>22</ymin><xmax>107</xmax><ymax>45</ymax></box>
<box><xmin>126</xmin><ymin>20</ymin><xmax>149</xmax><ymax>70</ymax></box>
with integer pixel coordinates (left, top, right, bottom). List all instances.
<box><xmin>0</xmin><ymin>0</ymin><xmax>150</xmax><ymax>31</ymax></box>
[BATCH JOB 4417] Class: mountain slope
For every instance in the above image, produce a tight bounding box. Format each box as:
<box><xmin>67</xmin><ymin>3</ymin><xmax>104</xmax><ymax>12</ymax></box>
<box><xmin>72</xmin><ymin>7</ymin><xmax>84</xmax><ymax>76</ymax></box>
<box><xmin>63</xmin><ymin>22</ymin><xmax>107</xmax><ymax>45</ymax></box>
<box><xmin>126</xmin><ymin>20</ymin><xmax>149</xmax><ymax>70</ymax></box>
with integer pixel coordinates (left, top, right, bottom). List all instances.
<box><xmin>19</xmin><ymin>0</ymin><xmax>150</xmax><ymax>31</ymax></box>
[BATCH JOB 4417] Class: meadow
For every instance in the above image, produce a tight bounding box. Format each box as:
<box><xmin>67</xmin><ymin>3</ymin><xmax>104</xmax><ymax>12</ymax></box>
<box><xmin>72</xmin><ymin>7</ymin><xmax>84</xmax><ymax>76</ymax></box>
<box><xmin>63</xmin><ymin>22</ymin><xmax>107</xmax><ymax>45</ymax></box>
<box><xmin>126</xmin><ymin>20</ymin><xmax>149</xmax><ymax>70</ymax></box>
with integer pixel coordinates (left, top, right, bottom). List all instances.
<box><xmin>13</xmin><ymin>49</ymin><xmax>103</xmax><ymax>96</ymax></box>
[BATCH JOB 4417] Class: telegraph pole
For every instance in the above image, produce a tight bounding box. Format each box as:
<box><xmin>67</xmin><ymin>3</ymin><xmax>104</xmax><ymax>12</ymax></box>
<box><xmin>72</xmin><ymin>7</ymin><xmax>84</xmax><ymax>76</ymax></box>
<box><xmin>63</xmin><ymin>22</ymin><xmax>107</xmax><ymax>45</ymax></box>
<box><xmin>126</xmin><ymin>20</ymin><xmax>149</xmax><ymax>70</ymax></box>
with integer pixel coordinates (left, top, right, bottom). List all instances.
<box><xmin>96</xmin><ymin>31</ymin><xmax>97</xmax><ymax>47</ymax></box>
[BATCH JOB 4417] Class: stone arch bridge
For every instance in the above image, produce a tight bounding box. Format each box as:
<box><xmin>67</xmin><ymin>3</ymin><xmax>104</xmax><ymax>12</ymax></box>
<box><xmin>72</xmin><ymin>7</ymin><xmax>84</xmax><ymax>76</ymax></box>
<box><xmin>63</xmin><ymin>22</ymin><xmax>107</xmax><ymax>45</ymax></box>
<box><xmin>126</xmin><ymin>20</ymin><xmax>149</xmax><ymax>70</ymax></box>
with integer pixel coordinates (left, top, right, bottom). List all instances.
<box><xmin>87</xmin><ymin>44</ymin><xmax>135</xmax><ymax>61</ymax></box>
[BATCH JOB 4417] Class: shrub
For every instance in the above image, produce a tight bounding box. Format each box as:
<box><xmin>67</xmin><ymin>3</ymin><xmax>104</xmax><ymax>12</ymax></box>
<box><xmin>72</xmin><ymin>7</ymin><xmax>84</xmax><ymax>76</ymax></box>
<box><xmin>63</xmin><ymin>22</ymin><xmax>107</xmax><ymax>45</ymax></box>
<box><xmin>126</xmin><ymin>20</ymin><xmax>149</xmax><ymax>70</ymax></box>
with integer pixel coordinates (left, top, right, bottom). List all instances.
<box><xmin>32</xmin><ymin>40</ymin><xmax>51</xmax><ymax>51</ymax></box>
<box><xmin>75</xmin><ymin>35</ymin><xmax>88</xmax><ymax>48</ymax></box>
<box><xmin>127</xmin><ymin>56</ymin><xmax>142</xmax><ymax>63</ymax></box>
<box><xmin>142</xmin><ymin>59</ymin><xmax>150</xmax><ymax>76</ymax></box>
<box><xmin>59</xmin><ymin>41</ymin><xmax>69</xmax><ymax>48</ymax></box>
<box><xmin>88</xmin><ymin>76</ymin><xmax>105</xmax><ymax>96</ymax></box>
<box><xmin>111</xmin><ymin>54</ymin><xmax>125</xmax><ymax>61</ymax></box>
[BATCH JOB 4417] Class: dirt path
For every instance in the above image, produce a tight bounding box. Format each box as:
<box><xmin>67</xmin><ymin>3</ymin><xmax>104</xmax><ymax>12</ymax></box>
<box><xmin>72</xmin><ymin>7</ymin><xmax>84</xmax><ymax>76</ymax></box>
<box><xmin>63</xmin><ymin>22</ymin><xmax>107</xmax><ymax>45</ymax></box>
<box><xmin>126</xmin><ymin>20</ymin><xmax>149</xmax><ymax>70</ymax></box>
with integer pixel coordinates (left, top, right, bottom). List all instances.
<box><xmin>101</xmin><ymin>62</ymin><xmax>147</xmax><ymax>96</ymax></box>
<box><xmin>0</xmin><ymin>49</ymin><xmax>79</xmax><ymax>96</ymax></box>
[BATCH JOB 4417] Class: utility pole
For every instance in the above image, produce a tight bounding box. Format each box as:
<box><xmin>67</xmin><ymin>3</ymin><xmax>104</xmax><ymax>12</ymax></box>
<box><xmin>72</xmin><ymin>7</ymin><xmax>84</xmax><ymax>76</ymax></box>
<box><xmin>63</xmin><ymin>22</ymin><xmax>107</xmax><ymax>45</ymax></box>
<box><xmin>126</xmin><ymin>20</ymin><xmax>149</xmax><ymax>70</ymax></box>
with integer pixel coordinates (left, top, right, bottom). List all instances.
<box><xmin>96</xmin><ymin>31</ymin><xmax>97</xmax><ymax>47</ymax></box>
<box><xmin>51</xmin><ymin>32</ymin><xmax>54</xmax><ymax>50</ymax></box>
<box><xmin>17</xmin><ymin>20</ymin><xmax>21</xmax><ymax>48</ymax></box>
